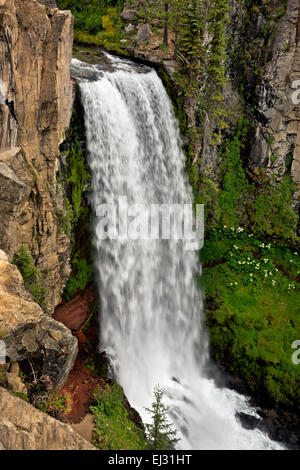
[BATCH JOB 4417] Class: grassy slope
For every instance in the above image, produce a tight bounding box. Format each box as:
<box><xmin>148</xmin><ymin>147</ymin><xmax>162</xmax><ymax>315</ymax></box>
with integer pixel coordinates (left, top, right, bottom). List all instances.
<box><xmin>201</xmin><ymin>227</ymin><xmax>300</xmax><ymax>412</ymax></box>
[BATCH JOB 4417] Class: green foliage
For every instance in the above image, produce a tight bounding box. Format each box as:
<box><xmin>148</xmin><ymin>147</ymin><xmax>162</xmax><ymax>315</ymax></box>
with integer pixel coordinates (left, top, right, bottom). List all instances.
<box><xmin>187</xmin><ymin>117</ymin><xmax>250</xmax><ymax>229</ymax></box>
<box><xmin>175</xmin><ymin>0</ymin><xmax>204</xmax><ymax>96</ymax></box>
<box><xmin>0</xmin><ymin>370</ymin><xmax>6</xmax><ymax>386</ymax></box>
<box><xmin>60</xmin><ymin>95</ymin><xmax>94</xmax><ymax>302</ymax></box>
<box><xmin>63</xmin><ymin>252</ymin><xmax>94</xmax><ymax>301</ymax></box>
<box><xmin>145</xmin><ymin>385</ymin><xmax>179</xmax><ymax>450</ymax></box>
<box><xmin>57</xmin><ymin>0</ymin><xmax>124</xmax><ymax>48</ymax></box>
<box><xmin>12</xmin><ymin>391</ymin><xmax>29</xmax><ymax>402</ymax></box>
<box><xmin>90</xmin><ymin>384</ymin><xmax>148</xmax><ymax>450</ymax></box>
<box><xmin>38</xmin><ymin>392</ymin><xmax>72</xmax><ymax>415</ymax></box>
<box><xmin>188</xmin><ymin>115</ymin><xmax>298</xmax><ymax>244</ymax></box>
<box><xmin>252</xmin><ymin>176</ymin><xmax>297</xmax><ymax>241</ymax></box>
<box><xmin>217</xmin><ymin>117</ymin><xmax>249</xmax><ymax>227</ymax></box>
<box><xmin>202</xmin><ymin>228</ymin><xmax>300</xmax><ymax>411</ymax></box>
<box><xmin>66</xmin><ymin>140</ymin><xmax>90</xmax><ymax>224</ymax></box>
<box><xmin>13</xmin><ymin>246</ymin><xmax>47</xmax><ymax>310</ymax></box>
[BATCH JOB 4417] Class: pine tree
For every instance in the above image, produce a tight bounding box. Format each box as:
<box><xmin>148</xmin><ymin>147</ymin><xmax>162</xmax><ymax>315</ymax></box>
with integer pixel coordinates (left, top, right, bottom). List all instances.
<box><xmin>145</xmin><ymin>385</ymin><xmax>180</xmax><ymax>450</ymax></box>
<box><xmin>175</xmin><ymin>0</ymin><xmax>205</xmax><ymax>96</ymax></box>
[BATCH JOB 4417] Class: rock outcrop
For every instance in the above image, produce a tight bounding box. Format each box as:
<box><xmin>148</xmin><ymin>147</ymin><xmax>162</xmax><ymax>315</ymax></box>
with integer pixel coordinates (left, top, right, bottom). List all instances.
<box><xmin>38</xmin><ymin>0</ymin><xmax>57</xmax><ymax>7</ymax></box>
<box><xmin>249</xmin><ymin>0</ymin><xmax>300</xmax><ymax>188</ymax></box>
<box><xmin>0</xmin><ymin>250</ymin><xmax>77</xmax><ymax>391</ymax></box>
<box><xmin>0</xmin><ymin>387</ymin><xmax>95</xmax><ymax>450</ymax></box>
<box><xmin>53</xmin><ymin>284</ymin><xmax>96</xmax><ymax>332</ymax></box>
<box><xmin>0</xmin><ymin>0</ymin><xmax>74</xmax><ymax>312</ymax></box>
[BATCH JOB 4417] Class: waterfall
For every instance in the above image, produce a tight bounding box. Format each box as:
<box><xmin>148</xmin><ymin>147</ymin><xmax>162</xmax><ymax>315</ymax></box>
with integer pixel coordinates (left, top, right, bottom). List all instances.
<box><xmin>72</xmin><ymin>55</ymin><xmax>282</xmax><ymax>450</ymax></box>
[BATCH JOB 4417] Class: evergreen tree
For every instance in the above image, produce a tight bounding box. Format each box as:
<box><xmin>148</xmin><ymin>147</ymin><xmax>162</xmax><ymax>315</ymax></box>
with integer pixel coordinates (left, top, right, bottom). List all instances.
<box><xmin>145</xmin><ymin>385</ymin><xmax>180</xmax><ymax>450</ymax></box>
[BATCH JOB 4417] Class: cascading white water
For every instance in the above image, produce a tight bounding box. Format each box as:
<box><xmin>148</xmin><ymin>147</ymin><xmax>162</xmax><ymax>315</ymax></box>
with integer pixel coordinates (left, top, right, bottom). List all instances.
<box><xmin>73</xmin><ymin>55</ymin><xmax>282</xmax><ymax>450</ymax></box>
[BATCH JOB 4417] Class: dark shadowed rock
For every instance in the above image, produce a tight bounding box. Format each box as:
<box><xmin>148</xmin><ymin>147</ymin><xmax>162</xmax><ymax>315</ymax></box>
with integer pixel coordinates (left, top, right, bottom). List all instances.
<box><xmin>37</xmin><ymin>0</ymin><xmax>57</xmax><ymax>7</ymax></box>
<box><xmin>236</xmin><ymin>412</ymin><xmax>262</xmax><ymax>430</ymax></box>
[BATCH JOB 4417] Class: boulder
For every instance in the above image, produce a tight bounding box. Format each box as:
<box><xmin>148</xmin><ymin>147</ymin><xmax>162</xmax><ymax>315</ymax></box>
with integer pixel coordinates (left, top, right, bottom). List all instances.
<box><xmin>5</xmin><ymin>372</ymin><xmax>26</xmax><ymax>394</ymax></box>
<box><xmin>121</xmin><ymin>7</ymin><xmax>138</xmax><ymax>21</ymax></box>
<box><xmin>0</xmin><ymin>387</ymin><xmax>95</xmax><ymax>450</ymax></box>
<box><xmin>236</xmin><ymin>412</ymin><xmax>262</xmax><ymax>431</ymax></box>
<box><xmin>137</xmin><ymin>24</ymin><xmax>151</xmax><ymax>44</ymax></box>
<box><xmin>124</xmin><ymin>23</ymin><xmax>135</xmax><ymax>33</ymax></box>
<box><xmin>0</xmin><ymin>250</ymin><xmax>77</xmax><ymax>391</ymax></box>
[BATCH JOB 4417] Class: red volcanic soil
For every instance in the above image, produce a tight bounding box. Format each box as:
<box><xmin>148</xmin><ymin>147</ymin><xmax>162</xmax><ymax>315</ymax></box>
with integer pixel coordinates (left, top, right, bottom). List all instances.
<box><xmin>60</xmin><ymin>355</ymin><xmax>104</xmax><ymax>424</ymax></box>
<box><xmin>53</xmin><ymin>284</ymin><xmax>96</xmax><ymax>332</ymax></box>
<box><xmin>54</xmin><ymin>284</ymin><xmax>105</xmax><ymax>425</ymax></box>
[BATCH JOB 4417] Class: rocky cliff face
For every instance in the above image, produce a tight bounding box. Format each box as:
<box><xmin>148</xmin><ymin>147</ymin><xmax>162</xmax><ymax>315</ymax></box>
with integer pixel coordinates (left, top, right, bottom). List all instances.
<box><xmin>0</xmin><ymin>387</ymin><xmax>95</xmax><ymax>450</ymax></box>
<box><xmin>120</xmin><ymin>0</ymin><xmax>300</xmax><ymax>232</ymax></box>
<box><xmin>201</xmin><ymin>0</ymin><xmax>300</xmax><ymax>195</ymax></box>
<box><xmin>0</xmin><ymin>250</ymin><xmax>77</xmax><ymax>391</ymax></box>
<box><xmin>248</xmin><ymin>0</ymin><xmax>300</xmax><ymax>200</ymax></box>
<box><xmin>0</xmin><ymin>0</ymin><xmax>74</xmax><ymax>312</ymax></box>
<box><xmin>38</xmin><ymin>0</ymin><xmax>57</xmax><ymax>7</ymax></box>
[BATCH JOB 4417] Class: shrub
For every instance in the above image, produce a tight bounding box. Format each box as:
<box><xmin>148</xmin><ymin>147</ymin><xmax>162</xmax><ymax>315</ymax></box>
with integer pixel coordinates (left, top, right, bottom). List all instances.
<box><xmin>63</xmin><ymin>253</ymin><xmax>93</xmax><ymax>301</ymax></box>
<box><xmin>13</xmin><ymin>246</ymin><xmax>47</xmax><ymax>310</ymax></box>
<box><xmin>252</xmin><ymin>176</ymin><xmax>297</xmax><ymax>241</ymax></box>
<box><xmin>90</xmin><ymin>384</ymin><xmax>147</xmax><ymax>450</ymax></box>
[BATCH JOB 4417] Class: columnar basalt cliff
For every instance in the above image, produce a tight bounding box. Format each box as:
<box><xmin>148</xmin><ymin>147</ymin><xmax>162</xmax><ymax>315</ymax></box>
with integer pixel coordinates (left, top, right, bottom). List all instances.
<box><xmin>248</xmin><ymin>0</ymin><xmax>300</xmax><ymax>199</ymax></box>
<box><xmin>0</xmin><ymin>0</ymin><xmax>87</xmax><ymax>448</ymax></box>
<box><xmin>0</xmin><ymin>0</ymin><xmax>73</xmax><ymax>312</ymax></box>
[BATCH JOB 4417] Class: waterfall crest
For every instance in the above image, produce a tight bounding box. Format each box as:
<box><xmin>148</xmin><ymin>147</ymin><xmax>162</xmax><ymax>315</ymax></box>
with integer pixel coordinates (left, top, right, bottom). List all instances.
<box><xmin>73</xmin><ymin>55</ymin><xmax>282</xmax><ymax>450</ymax></box>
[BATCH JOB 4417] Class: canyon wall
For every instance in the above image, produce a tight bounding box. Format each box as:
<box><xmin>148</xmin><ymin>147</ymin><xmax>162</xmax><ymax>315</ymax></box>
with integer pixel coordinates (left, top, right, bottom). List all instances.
<box><xmin>0</xmin><ymin>0</ymin><xmax>73</xmax><ymax>312</ymax></box>
<box><xmin>0</xmin><ymin>0</ymin><xmax>85</xmax><ymax>448</ymax></box>
<box><xmin>119</xmin><ymin>0</ymin><xmax>300</xmax><ymax>231</ymax></box>
<box><xmin>246</xmin><ymin>0</ymin><xmax>300</xmax><ymax>204</ymax></box>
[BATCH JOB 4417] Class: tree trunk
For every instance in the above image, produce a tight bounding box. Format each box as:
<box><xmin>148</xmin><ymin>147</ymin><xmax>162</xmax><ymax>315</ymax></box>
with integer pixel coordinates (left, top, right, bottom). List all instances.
<box><xmin>164</xmin><ymin>2</ymin><xmax>169</xmax><ymax>48</ymax></box>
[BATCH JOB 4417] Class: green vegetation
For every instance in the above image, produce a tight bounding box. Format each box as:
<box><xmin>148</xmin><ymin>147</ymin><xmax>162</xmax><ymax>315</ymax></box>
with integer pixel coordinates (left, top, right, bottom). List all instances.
<box><xmin>90</xmin><ymin>384</ymin><xmax>148</xmax><ymax>450</ymax></box>
<box><xmin>65</xmin><ymin>141</ymin><xmax>90</xmax><ymax>226</ymax></box>
<box><xmin>252</xmin><ymin>176</ymin><xmax>297</xmax><ymax>241</ymax></box>
<box><xmin>59</xmin><ymin>92</ymin><xmax>94</xmax><ymax>302</ymax></box>
<box><xmin>58</xmin><ymin>107</ymin><xmax>90</xmax><ymax>237</ymax></box>
<box><xmin>188</xmin><ymin>116</ymin><xmax>298</xmax><ymax>244</ymax></box>
<box><xmin>12</xmin><ymin>391</ymin><xmax>29</xmax><ymax>402</ymax></box>
<box><xmin>0</xmin><ymin>369</ymin><xmax>6</xmax><ymax>386</ymax></box>
<box><xmin>38</xmin><ymin>392</ymin><xmax>72</xmax><ymax>415</ymax></box>
<box><xmin>90</xmin><ymin>383</ymin><xmax>180</xmax><ymax>450</ymax></box>
<box><xmin>57</xmin><ymin>0</ymin><xmax>124</xmax><ymax>50</ymax></box>
<box><xmin>201</xmin><ymin>227</ymin><xmax>300</xmax><ymax>411</ymax></box>
<box><xmin>63</xmin><ymin>252</ymin><xmax>94</xmax><ymax>301</ymax></box>
<box><xmin>144</xmin><ymin>385</ymin><xmax>179</xmax><ymax>450</ymax></box>
<box><xmin>217</xmin><ymin>117</ymin><xmax>249</xmax><ymax>227</ymax></box>
<box><xmin>13</xmin><ymin>246</ymin><xmax>47</xmax><ymax>310</ymax></box>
